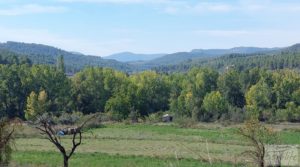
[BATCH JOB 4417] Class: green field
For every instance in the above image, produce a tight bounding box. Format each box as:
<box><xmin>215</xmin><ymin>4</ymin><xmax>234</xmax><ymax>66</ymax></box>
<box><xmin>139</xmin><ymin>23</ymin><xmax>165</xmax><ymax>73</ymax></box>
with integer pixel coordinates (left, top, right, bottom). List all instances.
<box><xmin>11</xmin><ymin>123</ymin><xmax>300</xmax><ymax>167</ymax></box>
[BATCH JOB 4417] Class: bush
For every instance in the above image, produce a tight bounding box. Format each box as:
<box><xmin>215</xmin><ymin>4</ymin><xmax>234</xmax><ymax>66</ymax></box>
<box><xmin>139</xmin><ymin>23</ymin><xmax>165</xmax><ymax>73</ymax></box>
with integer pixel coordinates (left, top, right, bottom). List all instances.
<box><xmin>82</xmin><ymin>114</ymin><xmax>104</xmax><ymax>130</ymax></box>
<box><xmin>174</xmin><ymin>116</ymin><xmax>197</xmax><ymax>128</ymax></box>
<box><xmin>260</xmin><ymin>109</ymin><xmax>277</xmax><ymax>123</ymax></box>
<box><xmin>0</xmin><ymin>119</ymin><xmax>14</xmax><ymax>166</ymax></box>
<box><xmin>238</xmin><ymin>118</ymin><xmax>279</xmax><ymax>167</ymax></box>
<box><xmin>227</xmin><ymin>106</ymin><xmax>246</xmax><ymax>122</ymax></box>
<box><xmin>56</xmin><ymin>112</ymin><xmax>83</xmax><ymax>125</ymax></box>
<box><xmin>146</xmin><ymin>111</ymin><xmax>164</xmax><ymax>123</ymax></box>
<box><xmin>128</xmin><ymin>109</ymin><xmax>139</xmax><ymax>123</ymax></box>
<box><xmin>275</xmin><ymin>102</ymin><xmax>300</xmax><ymax>122</ymax></box>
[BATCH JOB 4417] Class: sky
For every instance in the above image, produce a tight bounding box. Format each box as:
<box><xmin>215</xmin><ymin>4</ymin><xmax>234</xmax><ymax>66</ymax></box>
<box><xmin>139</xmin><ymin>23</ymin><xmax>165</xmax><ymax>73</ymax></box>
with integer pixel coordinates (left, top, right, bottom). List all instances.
<box><xmin>0</xmin><ymin>0</ymin><xmax>300</xmax><ymax>57</ymax></box>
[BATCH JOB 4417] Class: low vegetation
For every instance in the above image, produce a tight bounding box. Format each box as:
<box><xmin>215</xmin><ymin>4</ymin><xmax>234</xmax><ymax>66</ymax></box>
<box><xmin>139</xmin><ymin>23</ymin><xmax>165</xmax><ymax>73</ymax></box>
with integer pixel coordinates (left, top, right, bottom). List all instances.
<box><xmin>0</xmin><ymin>119</ymin><xmax>15</xmax><ymax>166</ymax></box>
<box><xmin>1</xmin><ymin>49</ymin><xmax>300</xmax><ymax>166</ymax></box>
<box><xmin>8</xmin><ymin>122</ymin><xmax>300</xmax><ymax>166</ymax></box>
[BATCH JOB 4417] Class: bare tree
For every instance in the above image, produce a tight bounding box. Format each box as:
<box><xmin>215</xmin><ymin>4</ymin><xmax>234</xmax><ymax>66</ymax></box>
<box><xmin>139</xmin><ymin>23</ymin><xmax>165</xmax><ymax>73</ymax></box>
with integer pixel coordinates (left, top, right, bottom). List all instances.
<box><xmin>35</xmin><ymin>115</ymin><xmax>95</xmax><ymax>167</ymax></box>
<box><xmin>238</xmin><ymin>118</ymin><xmax>278</xmax><ymax>167</ymax></box>
<box><xmin>25</xmin><ymin>90</ymin><xmax>98</xmax><ymax>167</ymax></box>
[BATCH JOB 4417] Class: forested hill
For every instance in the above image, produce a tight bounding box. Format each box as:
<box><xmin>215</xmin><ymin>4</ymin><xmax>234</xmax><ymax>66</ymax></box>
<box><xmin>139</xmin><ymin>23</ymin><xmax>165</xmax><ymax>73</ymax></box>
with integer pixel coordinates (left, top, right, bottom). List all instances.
<box><xmin>154</xmin><ymin>44</ymin><xmax>300</xmax><ymax>73</ymax></box>
<box><xmin>1</xmin><ymin>41</ymin><xmax>300</xmax><ymax>73</ymax></box>
<box><xmin>0</xmin><ymin>41</ymin><xmax>132</xmax><ymax>73</ymax></box>
<box><xmin>0</xmin><ymin>48</ymin><xmax>32</xmax><ymax>65</ymax></box>
<box><xmin>142</xmin><ymin>46</ymin><xmax>281</xmax><ymax>67</ymax></box>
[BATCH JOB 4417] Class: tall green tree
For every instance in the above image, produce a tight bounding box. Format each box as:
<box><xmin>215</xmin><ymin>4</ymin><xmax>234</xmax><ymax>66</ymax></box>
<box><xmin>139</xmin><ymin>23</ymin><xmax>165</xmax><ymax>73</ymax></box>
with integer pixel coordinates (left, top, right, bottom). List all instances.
<box><xmin>170</xmin><ymin>68</ymin><xmax>219</xmax><ymax>119</ymax></box>
<box><xmin>130</xmin><ymin>71</ymin><xmax>170</xmax><ymax>116</ymax></box>
<box><xmin>0</xmin><ymin>65</ymin><xmax>26</xmax><ymax>118</ymax></box>
<box><xmin>246</xmin><ymin>81</ymin><xmax>272</xmax><ymax>118</ymax></box>
<box><xmin>218</xmin><ymin>69</ymin><xmax>245</xmax><ymax>108</ymax></box>
<box><xmin>71</xmin><ymin>67</ymin><xmax>106</xmax><ymax>114</ymax></box>
<box><xmin>202</xmin><ymin>91</ymin><xmax>228</xmax><ymax>121</ymax></box>
<box><xmin>57</xmin><ymin>55</ymin><xmax>65</xmax><ymax>73</ymax></box>
<box><xmin>272</xmin><ymin>70</ymin><xmax>300</xmax><ymax>108</ymax></box>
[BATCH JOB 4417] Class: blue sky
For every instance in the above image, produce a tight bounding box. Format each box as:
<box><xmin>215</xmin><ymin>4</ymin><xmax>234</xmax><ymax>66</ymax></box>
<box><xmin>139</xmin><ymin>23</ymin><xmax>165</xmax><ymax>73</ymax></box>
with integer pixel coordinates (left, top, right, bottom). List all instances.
<box><xmin>0</xmin><ymin>0</ymin><xmax>300</xmax><ymax>56</ymax></box>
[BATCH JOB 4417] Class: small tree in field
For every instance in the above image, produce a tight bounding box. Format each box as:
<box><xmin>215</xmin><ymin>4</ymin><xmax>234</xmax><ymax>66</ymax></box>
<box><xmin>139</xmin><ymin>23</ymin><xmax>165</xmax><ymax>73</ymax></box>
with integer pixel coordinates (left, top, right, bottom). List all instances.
<box><xmin>0</xmin><ymin>119</ymin><xmax>14</xmax><ymax>166</ymax></box>
<box><xmin>238</xmin><ymin>118</ymin><xmax>278</xmax><ymax>167</ymax></box>
<box><xmin>26</xmin><ymin>90</ymin><xmax>94</xmax><ymax>167</ymax></box>
<box><xmin>35</xmin><ymin>115</ymin><xmax>83</xmax><ymax>167</ymax></box>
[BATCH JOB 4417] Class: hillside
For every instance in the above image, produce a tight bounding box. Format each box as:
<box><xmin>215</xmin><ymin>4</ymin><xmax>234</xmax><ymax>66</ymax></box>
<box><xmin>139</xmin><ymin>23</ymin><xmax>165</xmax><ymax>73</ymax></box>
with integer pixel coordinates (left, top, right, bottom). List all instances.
<box><xmin>191</xmin><ymin>46</ymin><xmax>279</xmax><ymax>55</ymax></box>
<box><xmin>154</xmin><ymin>44</ymin><xmax>300</xmax><ymax>73</ymax></box>
<box><xmin>0</xmin><ymin>48</ymin><xmax>32</xmax><ymax>65</ymax></box>
<box><xmin>140</xmin><ymin>46</ymin><xmax>280</xmax><ymax>68</ymax></box>
<box><xmin>104</xmin><ymin>52</ymin><xmax>165</xmax><ymax>62</ymax></box>
<box><xmin>0</xmin><ymin>41</ymin><xmax>133</xmax><ymax>73</ymax></box>
<box><xmin>281</xmin><ymin>43</ymin><xmax>300</xmax><ymax>53</ymax></box>
<box><xmin>1</xmin><ymin>41</ymin><xmax>299</xmax><ymax>73</ymax></box>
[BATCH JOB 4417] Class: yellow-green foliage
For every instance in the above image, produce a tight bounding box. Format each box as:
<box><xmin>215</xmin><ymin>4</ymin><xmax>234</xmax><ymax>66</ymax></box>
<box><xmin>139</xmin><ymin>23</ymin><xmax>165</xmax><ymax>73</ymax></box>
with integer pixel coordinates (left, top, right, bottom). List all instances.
<box><xmin>25</xmin><ymin>90</ymin><xmax>48</xmax><ymax>120</ymax></box>
<box><xmin>203</xmin><ymin>91</ymin><xmax>228</xmax><ymax>119</ymax></box>
<box><xmin>238</xmin><ymin>118</ymin><xmax>279</xmax><ymax>167</ymax></box>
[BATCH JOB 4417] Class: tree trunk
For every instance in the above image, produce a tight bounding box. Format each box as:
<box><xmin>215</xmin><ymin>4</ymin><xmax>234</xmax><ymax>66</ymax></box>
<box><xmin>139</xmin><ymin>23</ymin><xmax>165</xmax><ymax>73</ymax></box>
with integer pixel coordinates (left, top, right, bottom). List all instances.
<box><xmin>260</xmin><ymin>159</ymin><xmax>264</xmax><ymax>167</ymax></box>
<box><xmin>64</xmin><ymin>156</ymin><xmax>69</xmax><ymax>167</ymax></box>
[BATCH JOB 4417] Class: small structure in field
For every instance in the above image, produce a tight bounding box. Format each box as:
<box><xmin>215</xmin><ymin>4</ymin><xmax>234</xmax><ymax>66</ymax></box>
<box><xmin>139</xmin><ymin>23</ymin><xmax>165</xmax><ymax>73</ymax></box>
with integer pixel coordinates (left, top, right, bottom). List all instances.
<box><xmin>57</xmin><ymin>127</ymin><xmax>81</xmax><ymax>136</ymax></box>
<box><xmin>162</xmin><ymin>114</ymin><xmax>173</xmax><ymax>122</ymax></box>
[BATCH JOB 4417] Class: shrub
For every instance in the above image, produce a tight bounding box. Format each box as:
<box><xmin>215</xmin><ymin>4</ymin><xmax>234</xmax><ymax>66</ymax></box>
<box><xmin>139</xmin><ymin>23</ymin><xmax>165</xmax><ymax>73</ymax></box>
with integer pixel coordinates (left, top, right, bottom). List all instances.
<box><xmin>82</xmin><ymin>114</ymin><xmax>104</xmax><ymax>129</ymax></box>
<box><xmin>225</xmin><ymin>106</ymin><xmax>245</xmax><ymax>123</ymax></box>
<box><xmin>238</xmin><ymin>118</ymin><xmax>279</xmax><ymax>167</ymax></box>
<box><xmin>0</xmin><ymin>119</ymin><xmax>14</xmax><ymax>166</ymax></box>
<box><xmin>146</xmin><ymin>111</ymin><xmax>165</xmax><ymax>123</ymax></box>
<box><xmin>56</xmin><ymin>112</ymin><xmax>83</xmax><ymax>125</ymax></box>
<box><xmin>174</xmin><ymin>116</ymin><xmax>197</xmax><ymax>128</ymax></box>
<box><xmin>128</xmin><ymin>109</ymin><xmax>139</xmax><ymax>123</ymax></box>
<box><xmin>275</xmin><ymin>102</ymin><xmax>300</xmax><ymax>122</ymax></box>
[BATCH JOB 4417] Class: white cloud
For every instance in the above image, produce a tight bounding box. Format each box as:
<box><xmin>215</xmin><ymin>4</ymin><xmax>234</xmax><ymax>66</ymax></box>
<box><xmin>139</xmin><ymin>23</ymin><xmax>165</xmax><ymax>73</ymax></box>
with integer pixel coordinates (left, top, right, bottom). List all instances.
<box><xmin>56</xmin><ymin>0</ymin><xmax>300</xmax><ymax>15</ymax></box>
<box><xmin>0</xmin><ymin>4</ymin><xmax>67</xmax><ymax>16</ymax></box>
<box><xmin>163</xmin><ymin>0</ymin><xmax>300</xmax><ymax>15</ymax></box>
<box><xmin>238</xmin><ymin>0</ymin><xmax>300</xmax><ymax>13</ymax></box>
<box><xmin>191</xmin><ymin>29</ymin><xmax>300</xmax><ymax>48</ymax></box>
<box><xmin>57</xmin><ymin>0</ymin><xmax>167</xmax><ymax>4</ymax></box>
<box><xmin>194</xmin><ymin>30</ymin><xmax>249</xmax><ymax>37</ymax></box>
<box><xmin>164</xmin><ymin>2</ymin><xmax>233</xmax><ymax>14</ymax></box>
<box><xmin>190</xmin><ymin>2</ymin><xmax>233</xmax><ymax>13</ymax></box>
<box><xmin>59</xmin><ymin>0</ymin><xmax>234</xmax><ymax>14</ymax></box>
<box><xmin>70</xmin><ymin>0</ymin><xmax>139</xmax><ymax>3</ymax></box>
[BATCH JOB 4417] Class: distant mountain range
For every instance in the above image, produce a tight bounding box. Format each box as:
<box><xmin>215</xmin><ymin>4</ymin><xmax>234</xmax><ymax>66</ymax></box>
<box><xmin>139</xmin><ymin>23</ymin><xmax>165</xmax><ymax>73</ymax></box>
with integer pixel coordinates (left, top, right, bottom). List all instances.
<box><xmin>104</xmin><ymin>52</ymin><xmax>165</xmax><ymax>62</ymax></box>
<box><xmin>134</xmin><ymin>46</ymin><xmax>281</xmax><ymax>67</ymax></box>
<box><xmin>154</xmin><ymin>43</ymin><xmax>300</xmax><ymax>73</ymax></box>
<box><xmin>105</xmin><ymin>47</ymin><xmax>280</xmax><ymax>64</ymax></box>
<box><xmin>191</xmin><ymin>47</ymin><xmax>280</xmax><ymax>55</ymax></box>
<box><xmin>0</xmin><ymin>41</ymin><xmax>299</xmax><ymax>73</ymax></box>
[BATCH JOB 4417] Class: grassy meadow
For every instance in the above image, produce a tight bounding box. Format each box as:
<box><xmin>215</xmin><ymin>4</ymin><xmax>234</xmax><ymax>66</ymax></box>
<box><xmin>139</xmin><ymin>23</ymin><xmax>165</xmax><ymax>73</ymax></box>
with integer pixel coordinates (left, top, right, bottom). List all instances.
<box><xmin>10</xmin><ymin>123</ymin><xmax>300</xmax><ymax>167</ymax></box>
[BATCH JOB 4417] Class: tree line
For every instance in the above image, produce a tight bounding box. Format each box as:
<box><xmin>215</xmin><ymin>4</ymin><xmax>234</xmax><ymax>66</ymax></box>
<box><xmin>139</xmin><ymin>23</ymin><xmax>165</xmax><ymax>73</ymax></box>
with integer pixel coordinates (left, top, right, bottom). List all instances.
<box><xmin>155</xmin><ymin>51</ymin><xmax>300</xmax><ymax>73</ymax></box>
<box><xmin>1</xmin><ymin>59</ymin><xmax>300</xmax><ymax>122</ymax></box>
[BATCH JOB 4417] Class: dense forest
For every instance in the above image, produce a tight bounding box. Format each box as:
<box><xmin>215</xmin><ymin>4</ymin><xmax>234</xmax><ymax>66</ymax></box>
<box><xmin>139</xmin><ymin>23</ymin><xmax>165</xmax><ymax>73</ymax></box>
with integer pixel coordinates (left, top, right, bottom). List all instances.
<box><xmin>1</xmin><ymin>54</ymin><xmax>300</xmax><ymax>122</ymax></box>
<box><xmin>0</xmin><ymin>49</ymin><xmax>32</xmax><ymax>65</ymax></box>
<box><xmin>154</xmin><ymin>44</ymin><xmax>300</xmax><ymax>73</ymax></box>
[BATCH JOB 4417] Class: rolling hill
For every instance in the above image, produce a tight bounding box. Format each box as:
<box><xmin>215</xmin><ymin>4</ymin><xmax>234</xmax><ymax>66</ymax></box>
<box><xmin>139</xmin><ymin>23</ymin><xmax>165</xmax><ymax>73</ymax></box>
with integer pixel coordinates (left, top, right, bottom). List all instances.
<box><xmin>154</xmin><ymin>44</ymin><xmax>300</xmax><ymax>73</ymax></box>
<box><xmin>0</xmin><ymin>41</ymin><xmax>133</xmax><ymax>73</ymax></box>
<box><xmin>1</xmin><ymin>41</ymin><xmax>299</xmax><ymax>73</ymax></box>
<box><xmin>144</xmin><ymin>46</ymin><xmax>281</xmax><ymax>67</ymax></box>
